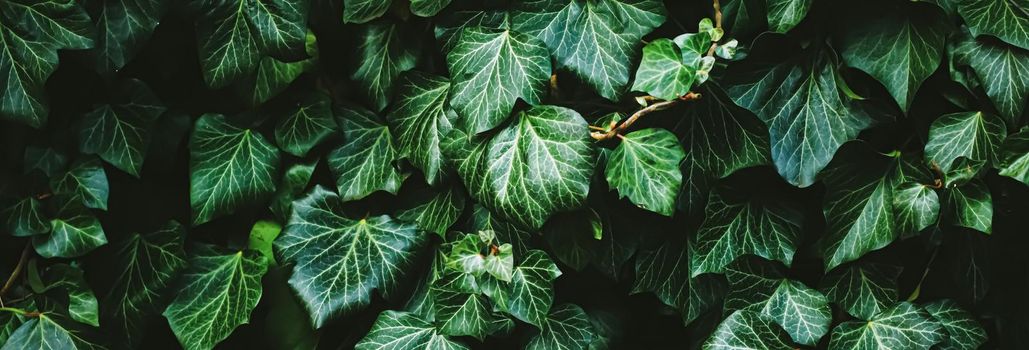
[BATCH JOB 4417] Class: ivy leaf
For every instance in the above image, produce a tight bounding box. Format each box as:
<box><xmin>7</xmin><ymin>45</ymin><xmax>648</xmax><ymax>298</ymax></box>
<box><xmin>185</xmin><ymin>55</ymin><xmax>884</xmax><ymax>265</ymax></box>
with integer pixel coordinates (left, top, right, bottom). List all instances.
<box><xmin>632</xmin><ymin>237</ymin><xmax>726</xmax><ymax>326</ymax></box>
<box><xmin>725</xmin><ymin>48</ymin><xmax>873</xmax><ymax>187</ymax></box>
<box><xmin>410</xmin><ymin>0</ymin><xmax>452</xmax><ymax>17</ymax></box>
<box><xmin>721</xmin><ymin>0</ymin><xmax>766</xmax><ymax>38</ymax></box>
<box><xmin>273</xmin><ymin>92</ymin><xmax>337</xmax><ymax>157</ymax></box>
<box><xmin>924</xmin><ymin>300</ymin><xmax>988</xmax><ymax>350</ymax></box>
<box><xmin>0</xmin><ymin>300</ymin><xmax>32</xmax><ymax>344</ymax></box>
<box><xmin>819</xmin><ymin>263</ymin><xmax>901</xmax><ymax>320</ymax></box>
<box><xmin>997</xmin><ymin>127</ymin><xmax>1029</xmax><ymax>185</ymax></box>
<box><xmin>78</xmin><ymin>79</ymin><xmax>166</xmax><ymax>176</ymax></box>
<box><xmin>945</xmin><ymin>179</ymin><xmax>992</xmax><ymax>234</ymax></box>
<box><xmin>605</xmin><ymin>128</ymin><xmax>684</xmax><ymax>216</ymax></box>
<box><xmin>690</xmin><ymin>188</ymin><xmax>803</xmax><ymax>276</ymax></box>
<box><xmin>0</xmin><ymin>0</ymin><xmax>95</xmax><ymax>128</ymax></box>
<box><xmin>445</xmin><ymin>26</ymin><xmax>551</xmax><ymax>134</ymax></box>
<box><xmin>702</xmin><ymin>310</ymin><xmax>794</xmax><ymax>350</ymax></box>
<box><xmin>240</xmin><ymin>32</ymin><xmax>318</xmax><ymax>107</ymax></box>
<box><xmin>86</xmin><ymin>0</ymin><xmax>169</xmax><ymax>73</ymax></box>
<box><xmin>38</xmin><ymin>264</ymin><xmax>99</xmax><ymax>327</ymax></box>
<box><xmin>274</xmin><ymin>186</ymin><xmax>428</xmax><ymax>328</ymax></box>
<box><xmin>343</xmin><ymin>0</ymin><xmax>390</xmax><ymax>24</ymax></box>
<box><xmin>827</xmin><ymin>302</ymin><xmax>943</xmax><ymax>350</ymax></box>
<box><xmin>387</xmin><ymin>72</ymin><xmax>455</xmax><ymax>185</ymax></box>
<box><xmin>839</xmin><ymin>5</ymin><xmax>949</xmax><ymax>112</ymax></box>
<box><xmin>194</xmin><ymin>0</ymin><xmax>308</xmax><ymax>88</ymax></box>
<box><xmin>494</xmin><ymin>250</ymin><xmax>562</xmax><ymax>327</ymax></box>
<box><xmin>675</xmin><ymin>84</ymin><xmax>771</xmax><ymax>216</ymax></box>
<box><xmin>352</xmin><ymin>21</ymin><xmax>419</xmax><ymax>112</ymax></box>
<box><xmin>163</xmin><ymin>246</ymin><xmax>268</xmax><ymax>350</ymax></box>
<box><xmin>512</xmin><ymin>0</ymin><xmax>666</xmax><ymax>100</ymax></box>
<box><xmin>542</xmin><ymin>209</ymin><xmax>603</xmax><ymax>271</ymax></box>
<box><xmin>468</xmin><ymin>204</ymin><xmax>532</xmax><ymax>255</ymax></box>
<box><xmin>484</xmin><ymin>244</ymin><xmax>514</xmax><ymax>283</ymax></box>
<box><xmin>526</xmin><ymin>303</ymin><xmax>596</xmax><ymax>350</ymax></box>
<box><xmin>396</xmin><ymin>184</ymin><xmax>466</xmax><ymax>238</ymax></box>
<box><xmin>765</xmin><ymin>0</ymin><xmax>812</xmax><ymax>33</ymax></box>
<box><xmin>446</xmin><ymin>234</ymin><xmax>488</xmax><ymax>277</ymax></box>
<box><xmin>924</xmin><ymin>111</ymin><xmax>1006</xmax><ymax>173</ymax></box>
<box><xmin>102</xmin><ymin>221</ymin><xmax>188</xmax><ymax>348</ymax></box>
<box><xmin>269</xmin><ymin>160</ymin><xmax>316</xmax><ymax>221</ymax></box>
<box><xmin>1</xmin><ymin>313</ymin><xmax>105</xmax><ymax>350</ymax></box>
<box><xmin>51</xmin><ymin>157</ymin><xmax>109</xmax><ymax>211</ymax></box>
<box><xmin>1</xmin><ymin>197</ymin><xmax>48</xmax><ymax>237</ymax></box>
<box><xmin>457</xmin><ymin>105</ymin><xmax>594</xmax><ymax>230</ymax></box>
<box><xmin>956</xmin><ymin>0</ymin><xmax>1029</xmax><ymax>50</ymax></box>
<box><xmin>23</xmin><ymin>146</ymin><xmax>68</xmax><ymax>178</ymax></box>
<box><xmin>328</xmin><ymin>105</ymin><xmax>403</xmax><ymax>201</ymax></box>
<box><xmin>34</xmin><ymin>200</ymin><xmax>107</xmax><ymax>258</ymax></box>
<box><xmin>949</xmin><ymin>29</ymin><xmax>1029</xmax><ymax>125</ymax></box>
<box><xmin>631</xmin><ymin>38</ymin><xmax>698</xmax><ymax>101</ymax></box>
<box><xmin>432</xmin><ymin>273</ymin><xmax>512</xmax><ymax>339</ymax></box>
<box><xmin>355</xmin><ymin>311</ymin><xmax>469</xmax><ymax>350</ymax></box>
<box><xmin>893</xmin><ymin>182</ymin><xmax>940</xmax><ymax>237</ymax></box>
<box><xmin>724</xmin><ymin>258</ymin><xmax>831</xmax><ymax>346</ymax></box>
<box><xmin>189</xmin><ymin>114</ymin><xmax>281</xmax><ymax>226</ymax></box>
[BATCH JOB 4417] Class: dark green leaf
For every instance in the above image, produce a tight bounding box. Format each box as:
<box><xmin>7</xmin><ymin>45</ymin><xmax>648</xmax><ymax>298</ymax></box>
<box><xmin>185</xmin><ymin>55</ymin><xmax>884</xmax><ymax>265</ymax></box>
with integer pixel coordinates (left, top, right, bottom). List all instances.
<box><xmin>355</xmin><ymin>311</ymin><xmax>469</xmax><ymax>350</ymax></box>
<box><xmin>924</xmin><ymin>300</ymin><xmax>987</xmax><ymax>350</ymax></box>
<box><xmin>51</xmin><ymin>157</ymin><xmax>109</xmax><ymax>211</ymax></box>
<box><xmin>87</xmin><ymin>0</ymin><xmax>168</xmax><ymax>73</ymax></box>
<box><xmin>328</xmin><ymin>105</ymin><xmax>403</xmax><ymax>201</ymax></box>
<box><xmin>432</xmin><ymin>273</ymin><xmax>512</xmax><ymax>339</ymax></box>
<box><xmin>1</xmin><ymin>197</ymin><xmax>48</xmax><ymax>237</ymax></box>
<box><xmin>702</xmin><ymin>310</ymin><xmax>793</xmax><ymax>350</ymax></box>
<box><xmin>997</xmin><ymin>127</ymin><xmax>1029</xmax><ymax>185</ymax></box>
<box><xmin>542</xmin><ymin>209</ymin><xmax>602</xmax><ymax>271</ymax></box>
<box><xmin>34</xmin><ymin>200</ymin><xmax>107</xmax><ymax>258</ymax></box>
<box><xmin>78</xmin><ymin>79</ymin><xmax>166</xmax><ymax>176</ymax></box>
<box><xmin>765</xmin><ymin>0</ymin><xmax>811</xmax><ymax>33</ymax></box>
<box><xmin>494</xmin><ymin>250</ymin><xmax>562</xmax><ymax>327</ymax></box>
<box><xmin>410</xmin><ymin>0</ymin><xmax>452</xmax><ymax>17</ymax></box>
<box><xmin>893</xmin><ymin>182</ymin><xmax>940</xmax><ymax>237</ymax></box>
<box><xmin>827</xmin><ymin>302</ymin><xmax>943</xmax><ymax>350</ymax></box>
<box><xmin>39</xmin><ymin>264</ymin><xmax>98</xmax><ymax>327</ymax></box>
<box><xmin>724</xmin><ymin>258</ymin><xmax>831</xmax><ymax>346</ymax></box>
<box><xmin>526</xmin><ymin>303</ymin><xmax>596</xmax><ymax>350</ymax></box>
<box><xmin>632</xmin><ymin>237</ymin><xmax>726</xmax><ymax>326</ymax></box>
<box><xmin>957</xmin><ymin>0</ymin><xmax>1029</xmax><ymax>50</ymax></box>
<box><xmin>387</xmin><ymin>72</ymin><xmax>455</xmax><ymax>185</ymax></box>
<box><xmin>949</xmin><ymin>29</ymin><xmax>1029</xmax><ymax>125</ymax></box>
<box><xmin>23</xmin><ymin>146</ymin><xmax>68</xmax><ymax>178</ymax></box>
<box><xmin>1</xmin><ymin>313</ymin><xmax>104</xmax><ymax>350</ymax></box>
<box><xmin>343</xmin><ymin>0</ymin><xmax>391</xmax><ymax>24</ymax></box>
<box><xmin>273</xmin><ymin>92</ymin><xmax>336</xmax><ymax>157</ymax></box>
<box><xmin>819</xmin><ymin>263</ymin><xmax>901</xmax><ymax>320</ymax></box>
<box><xmin>945</xmin><ymin>179</ymin><xmax>992</xmax><ymax>234</ymax></box>
<box><xmin>396</xmin><ymin>184</ymin><xmax>466</xmax><ymax>238</ymax></box>
<box><xmin>269</xmin><ymin>160</ymin><xmax>316</xmax><ymax>221</ymax></box>
<box><xmin>605</xmin><ymin>128</ymin><xmax>684</xmax><ymax>216</ymax></box>
<box><xmin>924</xmin><ymin>111</ymin><xmax>1006</xmax><ymax>173</ymax></box>
<box><xmin>352</xmin><ymin>21</ymin><xmax>419</xmax><ymax>111</ymax></box>
<box><xmin>631</xmin><ymin>39</ymin><xmax>698</xmax><ymax>101</ymax></box>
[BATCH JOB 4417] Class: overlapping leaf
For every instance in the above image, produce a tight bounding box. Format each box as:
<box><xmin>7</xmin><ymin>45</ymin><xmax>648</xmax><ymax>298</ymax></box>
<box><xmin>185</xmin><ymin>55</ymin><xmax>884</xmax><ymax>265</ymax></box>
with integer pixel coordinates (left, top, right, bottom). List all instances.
<box><xmin>34</xmin><ymin>200</ymin><xmax>107</xmax><ymax>258</ymax></box>
<box><xmin>765</xmin><ymin>0</ymin><xmax>812</xmax><ymax>33</ymax></box>
<box><xmin>355</xmin><ymin>311</ymin><xmax>469</xmax><ymax>350</ymax></box>
<box><xmin>525</xmin><ymin>304</ymin><xmax>595</xmax><ymax>350</ymax></box>
<box><xmin>396</xmin><ymin>184</ymin><xmax>466</xmax><ymax>237</ymax></box>
<box><xmin>702</xmin><ymin>310</ymin><xmax>794</xmax><ymax>350</ymax></box>
<box><xmin>950</xmin><ymin>29</ymin><xmax>1029</xmax><ymax>125</ymax></box>
<box><xmin>78</xmin><ymin>79</ymin><xmax>166</xmax><ymax>176</ymax></box>
<box><xmin>632</xmin><ymin>237</ymin><xmax>726</xmax><ymax>326</ymax></box>
<box><xmin>945</xmin><ymin>179</ymin><xmax>992</xmax><ymax>234</ymax></box>
<box><xmin>997</xmin><ymin>127</ymin><xmax>1029</xmax><ymax>185</ymax></box>
<box><xmin>387</xmin><ymin>72</ymin><xmax>455</xmax><ymax>185</ymax></box>
<box><xmin>1</xmin><ymin>313</ymin><xmax>104</xmax><ymax>350</ymax></box>
<box><xmin>924</xmin><ymin>111</ymin><xmax>1006</xmax><ymax>172</ymax></box>
<box><xmin>924</xmin><ymin>300</ymin><xmax>987</xmax><ymax>350</ymax></box>
<box><xmin>51</xmin><ymin>158</ymin><xmax>109</xmax><ymax>211</ymax></box>
<box><xmin>327</xmin><ymin>105</ymin><xmax>403</xmax><ymax>201</ymax></box>
<box><xmin>819</xmin><ymin>263</ymin><xmax>901</xmax><ymax>320</ymax></box>
<box><xmin>343</xmin><ymin>0</ymin><xmax>390</xmax><ymax>24</ymax></box>
<box><xmin>725</xmin><ymin>258</ymin><xmax>831</xmax><ymax>346</ymax></box>
<box><xmin>957</xmin><ymin>0</ymin><xmax>1029</xmax><ymax>50</ymax></box>
<box><xmin>828</xmin><ymin>302</ymin><xmax>943</xmax><ymax>350</ymax></box>
<box><xmin>273</xmin><ymin>92</ymin><xmax>336</xmax><ymax>157</ymax></box>
<box><xmin>605</xmin><ymin>128</ymin><xmax>684</xmax><ymax>216</ymax></box>
<box><xmin>85</xmin><ymin>0</ymin><xmax>168</xmax><ymax>73</ymax></box>
<box><xmin>352</xmin><ymin>21</ymin><xmax>419</xmax><ymax>111</ymax></box>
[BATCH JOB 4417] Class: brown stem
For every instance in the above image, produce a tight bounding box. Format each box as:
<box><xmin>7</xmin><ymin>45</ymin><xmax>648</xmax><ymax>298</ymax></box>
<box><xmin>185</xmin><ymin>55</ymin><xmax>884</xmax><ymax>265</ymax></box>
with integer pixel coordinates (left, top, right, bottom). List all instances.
<box><xmin>591</xmin><ymin>92</ymin><xmax>702</xmax><ymax>141</ymax></box>
<box><xmin>927</xmin><ymin>161</ymin><xmax>945</xmax><ymax>189</ymax></box>
<box><xmin>706</xmin><ymin>0</ymin><xmax>724</xmax><ymax>57</ymax></box>
<box><xmin>35</xmin><ymin>193</ymin><xmax>51</xmax><ymax>200</ymax></box>
<box><xmin>0</xmin><ymin>243</ymin><xmax>32</xmax><ymax>305</ymax></box>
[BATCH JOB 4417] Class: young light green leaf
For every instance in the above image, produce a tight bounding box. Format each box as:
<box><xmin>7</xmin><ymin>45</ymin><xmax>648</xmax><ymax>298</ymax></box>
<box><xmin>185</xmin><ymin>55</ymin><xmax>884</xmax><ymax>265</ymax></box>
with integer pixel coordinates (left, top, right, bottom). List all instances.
<box><xmin>631</xmin><ymin>39</ymin><xmax>697</xmax><ymax>101</ymax></box>
<box><xmin>102</xmin><ymin>221</ymin><xmax>187</xmax><ymax>348</ymax></box>
<box><xmin>945</xmin><ymin>179</ymin><xmax>992</xmax><ymax>234</ymax></box>
<box><xmin>78</xmin><ymin>79</ymin><xmax>166</xmax><ymax>176</ymax></box>
<box><xmin>925</xmin><ymin>111</ymin><xmax>1006</xmax><ymax>173</ymax></box>
<box><xmin>249</xmin><ymin>220</ymin><xmax>281</xmax><ymax>265</ymax></box>
<box><xmin>827</xmin><ymin>302</ymin><xmax>943</xmax><ymax>350</ymax></box>
<box><xmin>189</xmin><ymin>114</ymin><xmax>281</xmax><ymax>226</ymax></box>
<box><xmin>512</xmin><ymin>0</ymin><xmax>666</xmax><ymax>100</ymax></box>
<box><xmin>34</xmin><ymin>200</ymin><xmax>107</xmax><ymax>258</ymax></box>
<box><xmin>468</xmin><ymin>204</ymin><xmax>532</xmax><ymax>255</ymax></box>
<box><xmin>725</xmin><ymin>49</ymin><xmax>873</xmax><ymax>187</ymax></box>
<box><xmin>328</xmin><ymin>105</ymin><xmax>403</xmax><ymax>201</ymax></box>
<box><xmin>725</xmin><ymin>258</ymin><xmax>831</xmax><ymax>346</ymax></box>
<box><xmin>51</xmin><ymin>157</ymin><xmax>109</xmax><ymax>211</ymax></box>
<box><xmin>1</xmin><ymin>197</ymin><xmax>48</xmax><ymax>237</ymax></box>
<box><xmin>274</xmin><ymin>186</ymin><xmax>428</xmax><ymax>328</ymax></box>
<box><xmin>163</xmin><ymin>246</ymin><xmax>269</xmax><ymax>350</ymax></box>
<box><xmin>997</xmin><ymin>127</ymin><xmax>1029</xmax><ymax>185</ymax></box>
<box><xmin>274</xmin><ymin>92</ymin><xmax>336</xmax><ymax>157</ymax></box>
<box><xmin>1</xmin><ymin>313</ymin><xmax>105</xmax><ymax>350</ymax></box>
<box><xmin>820</xmin><ymin>263</ymin><xmax>901</xmax><ymax>320</ymax></box>
<box><xmin>924</xmin><ymin>300</ymin><xmax>987</xmax><ymax>350</ymax></box>
<box><xmin>484</xmin><ymin>244</ymin><xmax>514</xmax><ymax>282</ymax></box>
<box><xmin>387</xmin><ymin>72</ymin><xmax>454</xmax><ymax>185</ymax></box>
<box><xmin>839</xmin><ymin>6</ymin><xmax>949</xmax><ymax>112</ymax></box>
<box><xmin>86</xmin><ymin>0</ymin><xmax>169</xmax><ymax>73</ymax></box>
<box><xmin>605</xmin><ymin>128</ymin><xmax>684</xmax><ymax>216</ymax></box>
<box><xmin>632</xmin><ymin>237</ymin><xmax>726</xmax><ymax>326</ymax></box>
<box><xmin>691</xmin><ymin>189</ymin><xmax>803</xmax><ymax>276</ymax></box>
<box><xmin>446</xmin><ymin>26</ymin><xmax>551</xmax><ymax>134</ymax></box>
<box><xmin>410</xmin><ymin>0</ymin><xmax>452</xmax><ymax>17</ymax></box>
<box><xmin>396</xmin><ymin>184</ymin><xmax>466</xmax><ymax>238</ymax></box>
<box><xmin>355</xmin><ymin>311</ymin><xmax>470</xmax><ymax>350</ymax></box>
<box><xmin>343</xmin><ymin>0</ymin><xmax>390</xmax><ymax>24</ymax></box>
<box><xmin>702</xmin><ymin>310</ymin><xmax>794</xmax><ymax>350</ymax></box>
<box><xmin>957</xmin><ymin>0</ymin><xmax>1029</xmax><ymax>50</ymax></box>
<box><xmin>526</xmin><ymin>303</ymin><xmax>596</xmax><ymax>350</ymax></box>
<box><xmin>950</xmin><ymin>29</ymin><xmax>1029</xmax><ymax>125</ymax></box>
<box><xmin>352</xmin><ymin>21</ymin><xmax>419</xmax><ymax>111</ymax></box>
<box><xmin>269</xmin><ymin>160</ymin><xmax>316</xmax><ymax>221</ymax></box>
<box><xmin>765</xmin><ymin>0</ymin><xmax>812</xmax><ymax>33</ymax></box>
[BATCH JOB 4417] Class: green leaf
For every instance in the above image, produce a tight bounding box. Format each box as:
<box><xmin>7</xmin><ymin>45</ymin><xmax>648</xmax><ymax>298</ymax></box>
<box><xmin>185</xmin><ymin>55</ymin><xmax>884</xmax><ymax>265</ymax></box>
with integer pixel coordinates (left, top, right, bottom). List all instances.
<box><xmin>526</xmin><ymin>303</ymin><xmax>596</xmax><ymax>350</ymax></box>
<box><xmin>38</xmin><ymin>264</ymin><xmax>99</xmax><ymax>327</ymax></box>
<box><xmin>924</xmin><ymin>300</ymin><xmax>987</xmax><ymax>350</ymax></box>
<box><xmin>396</xmin><ymin>184</ymin><xmax>466</xmax><ymax>238</ymax></box>
<box><xmin>997</xmin><ymin>127</ymin><xmax>1029</xmax><ymax>185</ymax></box>
<box><xmin>352</xmin><ymin>21</ymin><xmax>419</xmax><ymax>112</ymax></box>
<box><xmin>605</xmin><ymin>128</ymin><xmax>684</xmax><ymax>216</ymax></box>
<box><xmin>274</xmin><ymin>186</ymin><xmax>428</xmax><ymax>328</ymax></box>
<box><xmin>725</xmin><ymin>48</ymin><xmax>873</xmax><ymax>187</ymax></box>
<box><xmin>328</xmin><ymin>105</ymin><xmax>403</xmax><ymax>201</ymax></box>
<box><xmin>945</xmin><ymin>179</ymin><xmax>992</xmax><ymax>234</ymax></box>
<box><xmin>273</xmin><ymin>92</ymin><xmax>336</xmax><ymax>157</ymax></box>
<box><xmin>387</xmin><ymin>72</ymin><xmax>455</xmax><ymax>185</ymax></box>
<box><xmin>675</xmin><ymin>84</ymin><xmax>771</xmax><ymax>215</ymax></box>
<box><xmin>1</xmin><ymin>197</ymin><xmax>48</xmax><ymax>237</ymax></box>
<box><xmin>102</xmin><ymin>221</ymin><xmax>187</xmax><ymax>348</ymax></box>
<box><xmin>355</xmin><ymin>311</ymin><xmax>469</xmax><ymax>350</ymax></box>
<box><xmin>924</xmin><ymin>111</ymin><xmax>1006</xmax><ymax>173</ymax></box>
<box><xmin>163</xmin><ymin>245</ymin><xmax>269</xmax><ymax>350</ymax></box>
<box><xmin>456</xmin><ymin>105</ymin><xmax>594</xmax><ymax>230</ymax></box>
<box><xmin>241</xmin><ymin>33</ymin><xmax>317</xmax><ymax>107</ymax></box>
<box><xmin>51</xmin><ymin>157</ymin><xmax>109</xmax><ymax>211</ymax></box>
<box><xmin>494</xmin><ymin>250</ymin><xmax>562</xmax><ymax>327</ymax></box>
<box><xmin>484</xmin><ymin>244</ymin><xmax>514</xmax><ymax>283</ymax></box>
<box><xmin>724</xmin><ymin>258</ymin><xmax>832</xmax><ymax>346</ymax></box>
<box><xmin>23</xmin><ymin>146</ymin><xmax>68</xmax><ymax>178</ymax></box>
<box><xmin>828</xmin><ymin>302</ymin><xmax>943</xmax><ymax>350</ymax></box>
<box><xmin>957</xmin><ymin>0</ymin><xmax>1029</xmax><ymax>50</ymax></box>
<box><xmin>721</xmin><ymin>0</ymin><xmax>766</xmax><ymax>38</ymax></box>
<box><xmin>446</xmin><ymin>234</ymin><xmax>488</xmax><ymax>277</ymax></box>
<box><xmin>702</xmin><ymin>310</ymin><xmax>794</xmax><ymax>350</ymax></box>
<box><xmin>78</xmin><ymin>79</ymin><xmax>166</xmax><ymax>176</ymax></box>
<box><xmin>893</xmin><ymin>182</ymin><xmax>940</xmax><ymax>237</ymax></box>
<box><xmin>819</xmin><ymin>263</ymin><xmax>901</xmax><ymax>320</ymax></box>
<box><xmin>949</xmin><ymin>29</ymin><xmax>1029</xmax><ymax>125</ymax></box>
<box><xmin>690</xmin><ymin>188</ymin><xmax>803</xmax><ymax>276</ymax></box>
<box><xmin>432</xmin><ymin>273</ymin><xmax>512</xmax><ymax>339</ymax></box>
<box><xmin>0</xmin><ymin>300</ymin><xmax>32</xmax><ymax>344</ymax></box>
<box><xmin>343</xmin><ymin>0</ymin><xmax>390</xmax><ymax>24</ymax></box>
<box><xmin>263</xmin><ymin>267</ymin><xmax>319</xmax><ymax>350</ymax></box>
<box><xmin>86</xmin><ymin>0</ymin><xmax>169</xmax><ymax>73</ymax></box>
<box><xmin>1</xmin><ymin>313</ymin><xmax>104</xmax><ymax>350</ymax></box>
<box><xmin>632</xmin><ymin>237</ymin><xmax>726</xmax><ymax>326</ymax></box>
<box><xmin>765</xmin><ymin>0</ymin><xmax>812</xmax><ymax>33</ymax></box>
<box><xmin>512</xmin><ymin>0</ymin><xmax>666</xmax><ymax>100</ymax></box>
<box><xmin>445</xmin><ymin>26</ymin><xmax>551</xmax><ymax>134</ymax></box>
<box><xmin>410</xmin><ymin>0</ymin><xmax>452</xmax><ymax>17</ymax></box>
<box><xmin>249</xmin><ymin>220</ymin><xmax>281</xmax><ymax>265</ymax></box>
<box><xmin>34</xmin><ymin>200</ymin><xmax>107</xmax><ymax>258</ymax></box>
<box><xmin>189</xmin><ymin>113</ymin><xmax>281</xmax><ymax>225</ymax></box>
<box><xmin>542</xmin><ymin>209</ymin><xmax>603</xmax><ymax>271</ymax></box>
<box><xmin>467</xmin><ymin>204</ymin><xmax>532</xmax><ymax>255</ymax></box>
<box><xmin>194</xmin><ymin>0</ymin><xmax>308</xmax><ymax>88</ymax></box>
<box><xmin>631</xmin><ymin>39</ymin><xmax>697</xmax><ymax>101</ymax></box>
<box><xmin>0</xmin><ymin>0</ymin><xmax>95</xmax><ymax>128</ymax></box>
<box><xmin>269</xmin><ymin>160</ymin><xmax>316</xmax><ymax>221</ymax></box>
<box><xmin>839</xmin><ymin>6</ymin><xmax>949</xmax><ymax>112</ymax></box>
